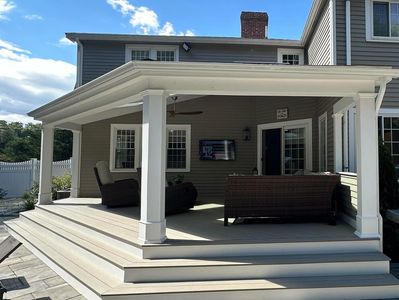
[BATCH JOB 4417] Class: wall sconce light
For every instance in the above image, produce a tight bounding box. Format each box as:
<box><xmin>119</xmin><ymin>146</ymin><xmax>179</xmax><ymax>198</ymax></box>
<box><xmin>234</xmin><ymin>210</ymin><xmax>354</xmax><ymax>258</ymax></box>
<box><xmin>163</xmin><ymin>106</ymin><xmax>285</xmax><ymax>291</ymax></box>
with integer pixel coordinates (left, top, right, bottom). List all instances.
<box><xmin>243</xmin><ymin>127</ymin><xmax>251</xmax><ymax>141</ymax></box>
<box><xmin>182</xmin><ymin>42</ymin><xmax>191</xmax><ymax>52</ymax></box>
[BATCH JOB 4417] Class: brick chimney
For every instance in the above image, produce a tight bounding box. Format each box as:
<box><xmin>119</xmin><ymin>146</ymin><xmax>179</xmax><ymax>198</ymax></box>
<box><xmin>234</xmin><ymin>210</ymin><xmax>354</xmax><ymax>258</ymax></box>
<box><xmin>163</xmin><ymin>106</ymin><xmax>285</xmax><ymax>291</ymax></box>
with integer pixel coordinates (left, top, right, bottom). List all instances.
<box><xmin>240</xmin><ymin>11</ymin><xmax>268</xmax><ymax>39</ymax></box>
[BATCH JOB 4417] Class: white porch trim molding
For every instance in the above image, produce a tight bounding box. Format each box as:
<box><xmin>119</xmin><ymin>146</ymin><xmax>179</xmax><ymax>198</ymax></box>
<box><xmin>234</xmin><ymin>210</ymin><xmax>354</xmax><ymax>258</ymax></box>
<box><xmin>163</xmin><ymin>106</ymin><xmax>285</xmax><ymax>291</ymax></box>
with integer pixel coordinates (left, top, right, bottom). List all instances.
<box><xmin>28</xmin><ymin>61</ymin><xmax>399</xmax><ymax>244</ymax></box>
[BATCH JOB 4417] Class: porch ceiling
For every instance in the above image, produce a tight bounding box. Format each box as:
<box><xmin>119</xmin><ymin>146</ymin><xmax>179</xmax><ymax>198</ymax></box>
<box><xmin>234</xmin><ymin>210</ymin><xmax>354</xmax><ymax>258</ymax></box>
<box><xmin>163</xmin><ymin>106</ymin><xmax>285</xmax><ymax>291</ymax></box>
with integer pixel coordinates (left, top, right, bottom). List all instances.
<box><xmin>28</xmin><ymin>61</ymin><xmax>399</xmax><ymax>126</ymax></box>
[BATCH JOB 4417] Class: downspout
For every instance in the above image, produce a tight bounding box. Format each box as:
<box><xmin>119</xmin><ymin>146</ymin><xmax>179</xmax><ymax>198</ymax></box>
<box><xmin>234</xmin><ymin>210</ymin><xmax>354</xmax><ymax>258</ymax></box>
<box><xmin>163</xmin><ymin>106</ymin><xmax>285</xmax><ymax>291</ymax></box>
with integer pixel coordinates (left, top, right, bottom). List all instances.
<box><xmin>346</xmin><ymin>0</ymin><xmax>352</xmax><ymax>65</ymax></box>
<box><xmin>75</xmin><ymin>38</ymin><xmax>83</xmax><ymax>88</ymax></box>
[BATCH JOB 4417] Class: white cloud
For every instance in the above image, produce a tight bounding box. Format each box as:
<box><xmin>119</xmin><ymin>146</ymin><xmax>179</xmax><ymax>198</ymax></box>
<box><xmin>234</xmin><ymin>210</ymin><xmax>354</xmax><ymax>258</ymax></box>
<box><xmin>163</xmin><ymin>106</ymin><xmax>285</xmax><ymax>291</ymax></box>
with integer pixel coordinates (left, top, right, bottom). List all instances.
<box><xmin>0</xmin><ymin>111</ymin><xmax>39</xmax><ymax>124</ymax></box>
<box><xmin>0</xmin><ymin>38</ymin><xmax>76</xmax><ymax>124</ymax></box>
<box><xmin>24</xmin><ymin>14</ymin><xmax>43</xmax><ymax>21</ymax></box>
<box><xmin>106</xmin><ymin>0</ymin><xmax>195</xmax><ymax>36</ymax></box>
<box><xmin>58</xmin><ymin>37</ymin><xmax>74</xmax><ymax>47</ymax></box>
<box><xmin>0</xmin><ymin>0</ymin><xmax>15</xmax><ymax>20</ymax></box>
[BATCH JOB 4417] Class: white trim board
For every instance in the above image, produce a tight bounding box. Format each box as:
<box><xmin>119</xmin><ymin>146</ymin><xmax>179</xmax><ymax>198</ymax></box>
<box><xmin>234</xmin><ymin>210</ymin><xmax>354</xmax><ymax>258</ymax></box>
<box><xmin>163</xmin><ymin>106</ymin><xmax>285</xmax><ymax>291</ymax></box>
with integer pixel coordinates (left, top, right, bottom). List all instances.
<box><xmin>318</xmin><ymin>112</ymin><xmax>328</xmax><ymax>172</ymax></box>
<box><xmin>257</xmin><ymin>118</ymin><xmax>313</xmax><ymax>175</ymax></box>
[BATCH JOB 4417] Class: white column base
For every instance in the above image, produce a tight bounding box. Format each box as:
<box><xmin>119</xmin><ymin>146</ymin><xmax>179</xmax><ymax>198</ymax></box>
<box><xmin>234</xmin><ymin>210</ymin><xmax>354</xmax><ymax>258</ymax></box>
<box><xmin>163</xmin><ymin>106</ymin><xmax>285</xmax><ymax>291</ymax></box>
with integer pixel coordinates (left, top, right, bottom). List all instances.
<box><xmin>70</xmin><ymin>188</ymin><xmax>80</xmax><ymax>198</ymax></box>
<box><xmin>138</xmin><ymin>220</ymin><xmax>167</xmax><ymax>244</ymax></box>
<box><xmin>38</xmin><ymin>193</ymin><xmax>53</xmax><ymax>205</ymax></box>
<box><xmin>354</xmin><ymin>215</ymin><xmax>381</xmax><ymax>239</ymax></box>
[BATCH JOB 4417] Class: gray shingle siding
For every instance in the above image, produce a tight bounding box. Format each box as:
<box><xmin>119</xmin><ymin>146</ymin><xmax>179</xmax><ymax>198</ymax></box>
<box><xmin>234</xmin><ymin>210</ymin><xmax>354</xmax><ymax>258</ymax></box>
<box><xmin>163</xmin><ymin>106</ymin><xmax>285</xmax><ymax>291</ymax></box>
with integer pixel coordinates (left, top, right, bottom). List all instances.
<box><xmin>81</xmin><ymin>40</ymin><xmax>303</xmax><ymax>85</ymax></box>
<box><xmin>306</xmin><ymin>0</ymin><xmax>334</xmax><ymax>65</ymax></box>
<box><xmin>335</xmin><ymin>0</ymin><xmax>399</xmax><ymax>106</ymax></box>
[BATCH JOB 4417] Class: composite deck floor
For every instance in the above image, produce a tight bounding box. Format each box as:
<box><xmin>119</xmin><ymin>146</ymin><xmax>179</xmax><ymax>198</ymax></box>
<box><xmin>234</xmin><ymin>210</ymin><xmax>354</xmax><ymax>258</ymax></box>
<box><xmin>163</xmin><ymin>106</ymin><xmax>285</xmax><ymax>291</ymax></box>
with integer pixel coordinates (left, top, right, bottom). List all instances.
<box><xmin>52</xmin><ymin>198</ymin><xmax>360</xmax><ymax>245</ymax></box>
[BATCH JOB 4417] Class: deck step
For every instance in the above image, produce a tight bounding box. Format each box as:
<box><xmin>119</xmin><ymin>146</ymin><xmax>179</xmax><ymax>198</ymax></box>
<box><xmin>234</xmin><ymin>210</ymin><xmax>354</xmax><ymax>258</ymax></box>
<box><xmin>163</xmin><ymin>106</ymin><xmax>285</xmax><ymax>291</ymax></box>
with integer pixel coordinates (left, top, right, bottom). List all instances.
<box><xmin>123</xmin><ymin>252</ymin><xmax>390</xmax><ymax>283</ymax></box>
<box><xmin>5</xmin><ymin>219</ymin><xmax>116</xmax><ymax>300</ymax></box>
<box><xmin>35</xmin><ymin>205</ymin><xmax>143</xmax><ymax>257</ymax></box>
<box><xmin>142</xmin><ymin>238</ymin><xmax>381</xmax><ymax>259</ymax></box>
<box><xmin>103</xmin><ymin>274</ymin><xmax>399</xmax><ymax>300</ymax></box>
<box><xmin>21</xmin><ymin>209</ymin><xmax>140</xmax><ymax>265</ymax></box>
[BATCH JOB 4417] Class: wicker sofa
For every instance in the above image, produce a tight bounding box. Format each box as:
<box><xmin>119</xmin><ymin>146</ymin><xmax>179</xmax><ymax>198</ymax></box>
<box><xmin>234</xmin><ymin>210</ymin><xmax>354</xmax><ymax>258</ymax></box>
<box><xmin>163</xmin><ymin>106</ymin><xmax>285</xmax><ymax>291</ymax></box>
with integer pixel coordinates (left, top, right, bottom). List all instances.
<box><xmin>224</xmin><ymin>175</ymin><xmax>340</xmax><ymax>226</ymax></box>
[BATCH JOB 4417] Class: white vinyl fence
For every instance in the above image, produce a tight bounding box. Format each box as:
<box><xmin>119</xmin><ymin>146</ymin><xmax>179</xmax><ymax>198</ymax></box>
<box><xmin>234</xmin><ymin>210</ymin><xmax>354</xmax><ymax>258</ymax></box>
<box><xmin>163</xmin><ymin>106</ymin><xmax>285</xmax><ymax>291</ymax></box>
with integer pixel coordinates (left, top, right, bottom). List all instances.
<box><xmin>0</xmin><ymin>158</ymin><xmax>72</xmax><ymax>198</ymax></box>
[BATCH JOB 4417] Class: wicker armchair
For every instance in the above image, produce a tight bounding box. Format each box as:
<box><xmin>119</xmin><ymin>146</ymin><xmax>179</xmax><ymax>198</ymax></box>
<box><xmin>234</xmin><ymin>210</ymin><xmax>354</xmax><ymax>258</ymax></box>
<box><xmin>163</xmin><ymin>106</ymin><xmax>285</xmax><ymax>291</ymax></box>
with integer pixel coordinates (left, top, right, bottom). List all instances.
<box><xmin>94</xmin><ymin>162</ymin><xmax>140</xmax><ymax>208</ymax></box>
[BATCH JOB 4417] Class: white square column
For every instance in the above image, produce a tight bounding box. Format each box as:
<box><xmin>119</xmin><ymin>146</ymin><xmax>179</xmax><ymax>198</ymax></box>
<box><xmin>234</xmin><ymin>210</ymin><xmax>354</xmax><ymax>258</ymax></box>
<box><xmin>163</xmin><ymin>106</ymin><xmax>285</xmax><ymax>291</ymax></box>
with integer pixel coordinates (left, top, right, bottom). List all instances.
<box><xmin>70</xmin><ymin>130</ymin><xmax>82</xmax><ymax>198</ymax></box>
<box><xmin>38</xmin><ymin>125</ymin><xmax>54</xmax><ymax>205</ymax></box>
<box><xmin>139</xmin><ymin>90</ymin><xmax>167</xmax><ymax>244</ymax></box>
<box><xmin>354</xmin><ymin>93</ymin><xmax>381</xmax><ymax>238</ymax></box>
<box><xmin>332</xmin><ymin>112</ymin><xmax>344</xmax><ymax>173</ymax></box>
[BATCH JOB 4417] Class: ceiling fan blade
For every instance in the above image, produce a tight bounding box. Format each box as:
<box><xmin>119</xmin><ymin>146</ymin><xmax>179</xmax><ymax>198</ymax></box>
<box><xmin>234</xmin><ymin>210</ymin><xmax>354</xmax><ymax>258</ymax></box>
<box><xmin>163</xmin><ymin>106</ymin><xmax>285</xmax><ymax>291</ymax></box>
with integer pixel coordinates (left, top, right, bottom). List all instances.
<box><xmin>174</xmin><ymin>111</ymin><xmax>204</xmax><ymax>115</ymax></box>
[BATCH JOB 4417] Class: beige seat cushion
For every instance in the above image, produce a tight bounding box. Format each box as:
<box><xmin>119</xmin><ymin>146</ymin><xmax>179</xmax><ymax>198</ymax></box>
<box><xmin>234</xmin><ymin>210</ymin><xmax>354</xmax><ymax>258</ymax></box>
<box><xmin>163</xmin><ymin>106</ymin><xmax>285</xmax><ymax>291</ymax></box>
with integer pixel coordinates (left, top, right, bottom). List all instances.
<box><xmin>96</xmin><ymin>161</ymin><xmax>114</xmax><ymax>185</ymax></box>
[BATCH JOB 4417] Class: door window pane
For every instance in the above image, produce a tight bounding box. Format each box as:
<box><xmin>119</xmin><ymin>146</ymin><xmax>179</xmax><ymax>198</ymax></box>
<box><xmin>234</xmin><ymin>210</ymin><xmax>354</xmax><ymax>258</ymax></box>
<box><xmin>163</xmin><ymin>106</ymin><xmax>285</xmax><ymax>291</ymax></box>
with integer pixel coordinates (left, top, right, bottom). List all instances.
<box><xmin>374</xmin><ymin>2</ymin><xmax>390</xmax><ymax>37</ymax></box>
<box><xmin>284</xmin><ymin>128</ymin><xmax>306</xmax><ymax>175</ymax></box>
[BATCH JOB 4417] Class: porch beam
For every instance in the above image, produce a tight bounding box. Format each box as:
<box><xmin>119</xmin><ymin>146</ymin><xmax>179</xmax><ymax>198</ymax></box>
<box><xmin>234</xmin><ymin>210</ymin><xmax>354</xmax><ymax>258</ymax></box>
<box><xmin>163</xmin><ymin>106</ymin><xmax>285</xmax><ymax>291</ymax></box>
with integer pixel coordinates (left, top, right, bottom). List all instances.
<box><xmin>139</xmin><ymin>90</ymin><xmax>167</xmax><ymax>244</ymax></box>
<box><xmin>354</xmin><ymin>93</ymin><xmax>380</xmax><ymax>238</ymax></box>
<box><xmin>70</xmin><ymin>130</ymin><xmax>82</xmax><ymax>198</ymax></box>
<box><xmin>332</xmin><ymin>112</ymin><xmax>344</xmax><ymax>172</ymax></box>
<box><xmin>38</xmin><ymin>125</ymin><xmax>54</xmax><ymax>205</ymax></box>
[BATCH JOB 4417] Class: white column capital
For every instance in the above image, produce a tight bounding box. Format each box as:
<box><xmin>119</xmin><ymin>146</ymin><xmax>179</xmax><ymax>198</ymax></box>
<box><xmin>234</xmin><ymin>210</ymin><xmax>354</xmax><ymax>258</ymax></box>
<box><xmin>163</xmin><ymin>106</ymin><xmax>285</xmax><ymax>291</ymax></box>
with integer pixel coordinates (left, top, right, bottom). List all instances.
<box><xmin>355</xmin><ymin>93</ymin><xmax>378</xmax><ymax>102</ymax></box>
<box><xmin>332</xmin><ymin>112</ymin><xmax>344</xmax><ymax>119</ymax></box>
<box><xmin>141</xmin><ymin>89</ymin><xmax>167</xmax><ymax>99</ymax></box>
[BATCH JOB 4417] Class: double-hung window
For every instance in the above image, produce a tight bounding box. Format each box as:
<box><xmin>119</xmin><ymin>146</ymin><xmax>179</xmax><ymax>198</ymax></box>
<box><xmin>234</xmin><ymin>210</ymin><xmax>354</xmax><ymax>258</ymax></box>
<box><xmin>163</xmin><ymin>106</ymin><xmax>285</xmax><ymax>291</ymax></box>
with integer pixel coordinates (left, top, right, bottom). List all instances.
<box><xmin>125</xmin><ymin>45</ymin><xmax>179</xmax><ymax>62</ymax></box>
<box><xmin>167</xmin><ymin>125</ymin><xmax>191</xmax><ymax>172</ymax></box>
<box><xmin>367</xmin><ymin>0</ymin><xmax>399</xmax><ymax>40</ymax></box>
<box><xmin>110</xmin><ymin>124</ymin><xmax>191</xmax><ymax>172</ymax></box>
<box><xmin>110</xmin><ymin>124</ymin><xmax>141</xmax><ymax>172</ymax></box>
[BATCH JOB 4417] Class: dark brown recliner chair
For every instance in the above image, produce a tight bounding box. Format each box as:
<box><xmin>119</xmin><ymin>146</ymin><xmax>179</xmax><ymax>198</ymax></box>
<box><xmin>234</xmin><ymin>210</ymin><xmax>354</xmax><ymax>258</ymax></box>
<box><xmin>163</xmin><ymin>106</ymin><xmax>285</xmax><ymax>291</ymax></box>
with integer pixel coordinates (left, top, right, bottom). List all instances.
<box><xmin>94</xmin><ymin>161</ymin><xmax>140</xmax><ymax>208</ymax></box>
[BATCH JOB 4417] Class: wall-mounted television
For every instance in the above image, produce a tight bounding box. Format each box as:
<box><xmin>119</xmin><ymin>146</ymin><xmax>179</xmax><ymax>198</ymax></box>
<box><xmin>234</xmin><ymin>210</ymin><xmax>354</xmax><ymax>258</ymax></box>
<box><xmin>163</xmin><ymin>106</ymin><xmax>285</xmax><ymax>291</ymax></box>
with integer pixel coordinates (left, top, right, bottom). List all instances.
<box><xmin>199</xmin><ymin>140</ymin><xmax>236</xmax><ymax>161</ymax></box>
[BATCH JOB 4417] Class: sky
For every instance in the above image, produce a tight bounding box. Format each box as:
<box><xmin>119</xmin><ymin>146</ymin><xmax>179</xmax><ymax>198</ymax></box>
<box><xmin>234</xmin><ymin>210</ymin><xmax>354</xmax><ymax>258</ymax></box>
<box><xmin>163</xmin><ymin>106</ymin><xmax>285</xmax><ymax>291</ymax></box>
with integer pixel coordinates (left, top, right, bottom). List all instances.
<box><xmin>0</xmin><ymin>0</ymin><xmax>313</xmax><ymax>124</ymax></box>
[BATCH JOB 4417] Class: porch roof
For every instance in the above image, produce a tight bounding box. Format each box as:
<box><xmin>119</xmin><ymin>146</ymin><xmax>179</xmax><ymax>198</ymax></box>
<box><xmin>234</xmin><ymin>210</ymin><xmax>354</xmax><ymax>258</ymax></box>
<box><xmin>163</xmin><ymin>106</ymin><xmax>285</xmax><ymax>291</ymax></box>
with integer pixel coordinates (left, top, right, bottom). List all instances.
<box><xmin>28</xmin><ymin>61</ymin><xmax>399</xmax><ymax>127</ymax></box>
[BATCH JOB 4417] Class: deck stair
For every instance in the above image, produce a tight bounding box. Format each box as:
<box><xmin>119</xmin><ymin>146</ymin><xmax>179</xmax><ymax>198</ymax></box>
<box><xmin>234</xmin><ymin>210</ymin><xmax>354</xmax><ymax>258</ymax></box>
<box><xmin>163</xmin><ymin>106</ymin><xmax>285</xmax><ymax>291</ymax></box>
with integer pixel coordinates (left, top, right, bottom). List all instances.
<box><xmin>5</xmin><ymin>203</ymin><xmax>399</xmax><ymax>300</ymax></box>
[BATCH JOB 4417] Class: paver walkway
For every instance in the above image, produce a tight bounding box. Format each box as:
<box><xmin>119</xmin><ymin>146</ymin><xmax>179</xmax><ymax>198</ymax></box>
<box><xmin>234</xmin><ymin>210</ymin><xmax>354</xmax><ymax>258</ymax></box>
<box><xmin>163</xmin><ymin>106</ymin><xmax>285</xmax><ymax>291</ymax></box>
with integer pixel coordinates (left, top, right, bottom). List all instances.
<box><xmin>0</xmin><ymin>217</ymin><xmax>84</xmax><ymax>300</ymax></box>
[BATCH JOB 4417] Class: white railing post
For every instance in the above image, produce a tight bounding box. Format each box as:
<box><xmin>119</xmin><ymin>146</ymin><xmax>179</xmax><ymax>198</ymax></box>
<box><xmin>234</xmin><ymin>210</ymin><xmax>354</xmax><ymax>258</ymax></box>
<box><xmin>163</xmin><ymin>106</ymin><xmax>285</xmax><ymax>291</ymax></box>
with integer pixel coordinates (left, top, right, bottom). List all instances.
<box><xmin>30</xmin><ymin>158</ymin><xmax>38</xmax><ymax>187</ymax></box>
<box><xmin>354</xmin><ymin>93</ymin><xmax>380</xmax><ymax>238</ymax></box>
<box><xmin>38</xmin><ymin>125</ymin><xmax>54</xmax><ymax>205</ymax></box>
<box><xmin>139</xmin><ymin>90</ymin><xmax>167</xmax><ymax>244</ymax></box>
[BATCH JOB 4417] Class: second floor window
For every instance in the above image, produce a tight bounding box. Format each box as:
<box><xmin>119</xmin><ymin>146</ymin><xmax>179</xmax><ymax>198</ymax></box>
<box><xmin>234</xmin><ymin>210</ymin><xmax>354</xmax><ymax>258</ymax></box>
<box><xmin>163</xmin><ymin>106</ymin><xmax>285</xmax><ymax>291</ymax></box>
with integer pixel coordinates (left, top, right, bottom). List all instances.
<box><xmin>126</xmin><ymin>45</ymin><xmax>179</xmax><ymax>62</ymax></box>
<box><xmin>371</xmin><ymin>0</ymin><xmax>399</xmax><ymax>38</ymax></box>
<box><xmin>277</xmin><ymin>48</ymin><xmax>304</xmax><ymax>65</ymax></box>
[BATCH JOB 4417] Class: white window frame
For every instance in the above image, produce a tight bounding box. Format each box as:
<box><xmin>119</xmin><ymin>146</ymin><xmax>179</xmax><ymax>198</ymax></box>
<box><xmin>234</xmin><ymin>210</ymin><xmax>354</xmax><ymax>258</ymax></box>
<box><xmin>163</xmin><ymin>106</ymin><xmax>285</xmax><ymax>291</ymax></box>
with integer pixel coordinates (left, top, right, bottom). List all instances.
<box><xmin>366</xmin><ymin>0</ymin><xmax>399</xmax><ymax>42</ymax></box>
<box><xmin>110</xmin><ymin>124</ymin><xmax>191</xmax><ymax>173</ymax></box>
<box><xmin>125</xmin><ymin>44</ymin><xmax>179</xmax><ymax>63</ymax></box>
<box><xmin>318</xmin><ymin>112</ymin><xmax>328</xmax><ymax>172</ymax></box>
<box><xmin>166</xmin><ymin>124</ymin><xmax>191</xmax><ymax>172</ymax></box>
<box><xmin>277</xmin><ymin>48</ymin><xmax>305</xmax><ymax>65</ymax></box>
<box><xmin>257</xmin><ymin>118</ymin><xmax>313</xmax><ymax>174</ymax></box>
<box><xmin>110</xmin><ymin>124</ymin><xmax>141</xmax><ymax>172</ymax></box>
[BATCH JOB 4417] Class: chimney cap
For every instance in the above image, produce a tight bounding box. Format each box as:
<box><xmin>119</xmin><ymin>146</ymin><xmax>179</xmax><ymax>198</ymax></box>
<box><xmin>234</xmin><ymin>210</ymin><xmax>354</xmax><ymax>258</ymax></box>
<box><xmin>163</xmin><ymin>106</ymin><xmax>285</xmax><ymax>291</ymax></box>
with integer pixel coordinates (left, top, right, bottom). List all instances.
<box><xmin>240</xmin><ymin>11</ymin><xmax>268</xmax><ymax>22</ymax></box>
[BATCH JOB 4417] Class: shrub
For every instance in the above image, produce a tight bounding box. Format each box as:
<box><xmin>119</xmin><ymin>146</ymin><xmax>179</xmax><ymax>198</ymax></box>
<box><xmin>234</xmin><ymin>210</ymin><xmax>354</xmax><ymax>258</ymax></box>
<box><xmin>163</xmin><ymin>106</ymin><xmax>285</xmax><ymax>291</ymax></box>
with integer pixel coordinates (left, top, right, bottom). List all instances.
<box><xmin>51</xmin><ymin>173</ymin><xmax>72</xmax><ymax>200</ymax></box>
<box><xmin>0</xmin><ymin>188</ymin><xmax>7</xmax><ymax>200</ymax></box>
<box><xmin>23</xmin><ymin>182</ymin><xmax>39</xmax><ymax>210</ymax></box>
<box><xmin>379</xmin><ymin>140</ymin><xmax>399</xmax><ymax>212</ymax></box>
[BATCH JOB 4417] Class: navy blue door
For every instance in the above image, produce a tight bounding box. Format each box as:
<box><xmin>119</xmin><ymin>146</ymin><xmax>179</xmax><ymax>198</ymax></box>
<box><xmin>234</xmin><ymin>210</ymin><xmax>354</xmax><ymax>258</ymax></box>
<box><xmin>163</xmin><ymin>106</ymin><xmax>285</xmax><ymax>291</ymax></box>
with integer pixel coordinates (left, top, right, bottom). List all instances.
<box><xmin>262</xmin><ymin>129</ymin><xmax>282</xmax><ymax>175</ymax></box>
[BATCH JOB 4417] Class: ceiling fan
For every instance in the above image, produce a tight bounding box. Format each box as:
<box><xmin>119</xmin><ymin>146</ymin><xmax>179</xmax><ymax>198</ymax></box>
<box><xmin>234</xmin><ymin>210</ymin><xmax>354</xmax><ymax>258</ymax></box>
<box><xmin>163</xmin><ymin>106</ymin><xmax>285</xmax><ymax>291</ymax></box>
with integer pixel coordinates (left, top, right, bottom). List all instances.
<box><xmin>168</xmin><ymin>96</ymin><xmax>203</xmax><ymax>117</ymax></box>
